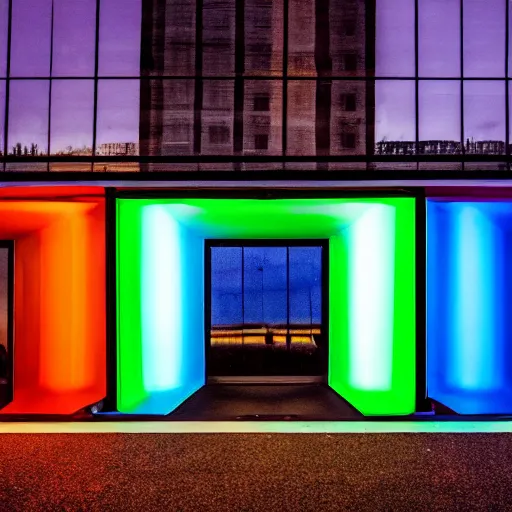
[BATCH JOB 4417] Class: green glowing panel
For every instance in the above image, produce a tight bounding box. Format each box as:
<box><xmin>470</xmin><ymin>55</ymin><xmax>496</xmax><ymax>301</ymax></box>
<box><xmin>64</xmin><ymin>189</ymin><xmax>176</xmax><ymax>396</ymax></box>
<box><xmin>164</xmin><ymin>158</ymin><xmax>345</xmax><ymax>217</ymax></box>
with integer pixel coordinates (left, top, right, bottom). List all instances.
<box><xmin>116</xmin><ymin>198</ymin><xmax>416</xmax><ymax>416</ymax></box>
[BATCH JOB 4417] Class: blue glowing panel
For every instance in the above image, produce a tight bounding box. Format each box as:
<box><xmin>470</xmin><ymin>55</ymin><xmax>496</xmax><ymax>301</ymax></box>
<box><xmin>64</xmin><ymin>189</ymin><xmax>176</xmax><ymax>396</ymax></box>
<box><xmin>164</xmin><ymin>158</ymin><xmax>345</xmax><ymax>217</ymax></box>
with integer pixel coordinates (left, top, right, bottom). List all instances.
<box><xmin>427</xmin><ymin>200</ymin><xmax>511</xmax><ymax>414</ymax></box>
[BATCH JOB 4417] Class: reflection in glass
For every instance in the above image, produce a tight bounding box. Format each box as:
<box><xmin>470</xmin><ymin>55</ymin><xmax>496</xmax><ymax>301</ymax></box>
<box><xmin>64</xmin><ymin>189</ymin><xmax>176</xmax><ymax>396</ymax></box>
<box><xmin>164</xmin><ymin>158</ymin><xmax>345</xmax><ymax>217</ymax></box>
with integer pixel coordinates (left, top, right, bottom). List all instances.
<box><xmin>287</xmin><ymin>80</ymin><xmax>367</xmax><ymax>157</ymax></box>
<box><xmin>288</xmin><ymin>0</ymin><xmax>366</xmax><ymax>77</ymax></box>
<box><xmin>243</xmin><ymin>247</ymin><xmax>288</xmax><ymax>326</ymax></box>
<box><xmin>419</xmin><ymin>81</ymin><xmax>461</xmax><ymax>154</ymax></box>
<box><xmin>419</xmin><ymin>0</ymin><xmax>460</xmax><ymax>77</ymax></box>
<box><xmin>10</xmin><ymin>0</ymin><xmax>52</xmax><ymax>77</ymax></box>
<box><xmin>331</xmin><ymin>80</ymin><xmax>367</xmax><ymax>155</ymax></box>
<box><xmin>8</xmin><ymin>80</ymin><xmax>49</xmax><ymax>156</ymax></box>
<box><xmin>464</xmin><ymin>81</ymin><xmax>505</xmax><ymax>154</ymax></box>
<box><xmin>99</xmin><ymin>0</ymin><xmax>142</xmax><ymax>76</ymax></box>
<box><xmin>209</xmin><ymin>245</ymin><xmax>324</xmax><ymax>377</ymax></box>
<box><xmin>243</xmin><ymin>80</ymin><xmax>282</xmax><ymax>155</ymax></box>
<box><xmin>286</xmin><ymin>0</ymin><xmax>314</xmax><ymax>76</ymax></box>
<box><xmin>0</xmin><ymin>0</ymin><xmax>8</xmax><ymax>76</ymax></box>
<box><xmin>201</xmin><ymin>80</ymin><xmax>235</xmax><ymax>154</ymax></box>
<box><xmin>289</xmin><ymin>247</ymin><xmax>321</xmax><ymax>326</ymax></box>
<box><xmin>52</xmin><ymin>0</ymin><xmax>96</xmax><ymax>77</ymax></box>
<box><xmin>50</xmin><ymin>80</ymin><xmax>93</xmax><ymax>156</ymax></box>
<box><xmin>244</xmin><ymin>0</ymin><xmax>283</xmax><ymax>76</ymax></box>
<box><xmin>140</xmin><ymin>79</ymin><xmax>195</xmax><ymax>157</ymax></box>
<box><xmin>464</xmin><ymin>0</ymin><xmax>505</xmax><ymax>77</ymax></box>
<box><xmin>211</xmin><ymin>247</ymin><xmax>243</xmax><ymax>328</ymax></box>
<box><xmin>376</xmin><ymin>0</ymin><xmax>415</xmax><ymax>77</ymax></box>
<box><xmin>141</xmin><ymin>0</ymin><xmax>196</xmax><ymax>76</ymax></box>
<box><xmin>287</xmin><ymin>81</ymin><xmax>316</xmax><ymax>154</ymax></box>
<box><xmin>96</xmin><ymin>80</ymin><xmax>140</xmax><ymax>155</ymax></box>
<box><xmin>202</xmin><ymin>0</ymin><xmax>236</xmax><ymax>76</ymax></box>
<box><xmin>375</xmin><ymin>80</ymin><xmax>416</xmax><ymax>155</ymax></box>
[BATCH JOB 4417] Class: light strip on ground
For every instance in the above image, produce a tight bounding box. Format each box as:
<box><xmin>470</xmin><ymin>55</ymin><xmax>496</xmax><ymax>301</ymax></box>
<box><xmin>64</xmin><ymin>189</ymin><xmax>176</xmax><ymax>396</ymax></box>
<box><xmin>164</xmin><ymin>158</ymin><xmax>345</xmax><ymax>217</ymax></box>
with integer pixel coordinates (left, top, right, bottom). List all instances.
<box><xmin>2</xmin><ymin>422</ymin><xmax>512</xmax><ymax>434</ymax></box>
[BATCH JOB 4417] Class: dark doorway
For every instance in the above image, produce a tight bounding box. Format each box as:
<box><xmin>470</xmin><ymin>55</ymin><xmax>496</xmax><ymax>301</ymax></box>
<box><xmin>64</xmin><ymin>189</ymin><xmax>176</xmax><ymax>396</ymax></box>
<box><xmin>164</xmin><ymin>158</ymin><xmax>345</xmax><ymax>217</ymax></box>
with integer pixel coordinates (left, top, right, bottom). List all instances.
<box><xmin>0</xmin><ymin>242</ymin><xmax>13</xmax><ymax>409</ymax></box>
<box><xmin>205</xmin><ymin>240</ymin><xmax>328</xmax><ymax>380</ymax></box>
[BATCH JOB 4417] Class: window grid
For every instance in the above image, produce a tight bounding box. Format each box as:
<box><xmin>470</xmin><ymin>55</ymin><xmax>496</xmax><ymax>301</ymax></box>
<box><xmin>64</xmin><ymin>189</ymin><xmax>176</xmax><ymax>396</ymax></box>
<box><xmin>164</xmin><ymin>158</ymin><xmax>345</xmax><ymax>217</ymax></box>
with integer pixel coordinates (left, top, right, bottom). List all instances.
<box><xmin>0</xmin><ymin>1</ymin><xmax>510</xmax><ymax>172</ymax></box>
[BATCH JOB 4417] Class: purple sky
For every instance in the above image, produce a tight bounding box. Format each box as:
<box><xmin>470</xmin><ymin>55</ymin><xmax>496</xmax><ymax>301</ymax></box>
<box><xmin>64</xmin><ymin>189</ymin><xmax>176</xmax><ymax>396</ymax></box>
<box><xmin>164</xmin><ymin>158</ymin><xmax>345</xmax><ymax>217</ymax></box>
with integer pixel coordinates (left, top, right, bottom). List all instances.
<box><xmin>0</xmin><ymin>0</ymin><xmax>510</xmax><ymax>153</ymax></box>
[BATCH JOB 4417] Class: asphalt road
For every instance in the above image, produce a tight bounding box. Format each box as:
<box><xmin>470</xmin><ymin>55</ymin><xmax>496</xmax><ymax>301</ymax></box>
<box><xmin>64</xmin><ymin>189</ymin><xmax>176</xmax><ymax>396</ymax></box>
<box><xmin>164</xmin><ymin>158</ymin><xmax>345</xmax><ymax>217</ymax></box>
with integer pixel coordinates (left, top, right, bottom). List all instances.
<box><xmin>0</xmin><ymin>433</ymin><xmax>511</xmax><ymax>511</ymax></box>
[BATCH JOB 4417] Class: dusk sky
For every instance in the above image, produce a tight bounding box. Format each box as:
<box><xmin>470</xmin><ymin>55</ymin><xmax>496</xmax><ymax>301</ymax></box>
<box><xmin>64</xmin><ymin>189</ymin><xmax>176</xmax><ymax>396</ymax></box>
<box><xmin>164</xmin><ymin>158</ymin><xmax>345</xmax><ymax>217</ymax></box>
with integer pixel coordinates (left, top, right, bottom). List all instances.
<box><xmin>0</xmin><ymin>0</ymin><xmax>510</xmax><ymax>152</ymax></box>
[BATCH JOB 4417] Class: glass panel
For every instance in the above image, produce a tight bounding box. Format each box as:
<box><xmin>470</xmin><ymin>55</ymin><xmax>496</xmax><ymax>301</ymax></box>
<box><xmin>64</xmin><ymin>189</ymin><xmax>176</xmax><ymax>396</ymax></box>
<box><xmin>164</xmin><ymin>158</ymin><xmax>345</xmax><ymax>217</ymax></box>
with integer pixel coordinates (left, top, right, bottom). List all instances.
<box><xmin>50</xmin><ymin>80</ymin><xmax>94</xmax><ymax>156</ymax></box>
<box><xmin>288</xmin><ymin>0</ymin><xmax>315</xmax><ymax>76</ymax></box>
<box><xmin>331</xmin><ymin>80</ymin><xmax>368</xmax><ymax>155</ymax></box>
<box><xmin>0</xmin><ymin>0</ymin><xmax>8</xmax><ymax>76</ymax></box>
<box><xmin>464</xmin><ymin>81</ymin><xmax>505</xmax><ymax>154</ymax></box>
<box><xmin>244</xmin><ymin>0</ymin><xmax>283</xmax><ymax>76</ymax></box>
<box><xmin>419</xmin><ymin>0</ymin><xmax>460</xmax><ymax>77</ymax></box>
<box><xmin>464</xmin><ymin>0</ymin><xmax>505</xmax><ymax>77</ymax></box>
<box><xmin>211</xmin><ymin>247</ymin><xmax>243</xmax><ymax>331</ymax></box>
<box><xmin>289</xmin><ymin>247</ymin><xmax>321</xmax><ymax>326</ymax></box>
<box><xmin>202</xmin><ymin>0</ymin><xmax>236</xmax><ymax>76</ymax></box>
<box><xmin>140</xmin><ymin>79</ymin><xmax>195</xmax><ymax>156</ymax></box>
<box><xmin>375</xmin><ymin>80</ymin><xmax>416</xmax><ymax>155</ymax></box>
<box><xmin>0</xmin><ymin>247</ymin><xmax>8</xmax><ymax>400</ymax></box>
<box><xmin>52</xmin><ymin>0</ymin><xmax>97</xmax><ymax>77</ymax></box>
<box><xmin>376</xmin><ymin>0</ymin><xmax>415</xmax><ymax>77</ymax></box>
<box><xmin>288</xmin><ymin>80</ymin><xmax>368</xmax><ymax>156</ymax></box>
<box><xmin>288</xmin><ymin>247</ymin><xmax>323</xmax><ymax>375</ymax></box>
<box><xmin>10</xmin><ymin>0</ymin><xmax>52</xmax><ymax>77</ymax></box>
<box><xmin>243</xmin><ymin>80</ymin><xmax>282</xmax><ymax>155</ymax></box>
<box><xmin>419</xmin><ymin>81</ymin><xmax>461</xmax><ymax>154</ymax></box>
<box><xmin>287</xmin><ymin>81</ymin><xmax>316</xmax><ymax>154</ymax></box>
<box><xmin>99</xmin><ymin>0</ymin><xmax>142</xmax><ymax>76</ymax></box>
<box><xmin>141</xmin><ymin>0</ymin><xmax>196</xmax><ymax>76</ymax></box>
<box><xmin>8</xmin><ymin>80</ymin><xmax>49</xmax><ymax>156</ymax></box>
<box><xmin>243</xmin><ymin>247</ymin><xmax>287</xmax><ymax>326</ymax></box>
<box><xmin>96</xmin><ymin>80</ymin><xmax>140</xmax><ymax>156</ymax></box>
<box><xmin>288</xmin><ymin>0</ymin><xmax>366</xmax><ymax>77</ymax></box>
<box><xmin>201</xmin><ymin>80</ymin><xmax>235</xmax><ymax>154</ymax></box>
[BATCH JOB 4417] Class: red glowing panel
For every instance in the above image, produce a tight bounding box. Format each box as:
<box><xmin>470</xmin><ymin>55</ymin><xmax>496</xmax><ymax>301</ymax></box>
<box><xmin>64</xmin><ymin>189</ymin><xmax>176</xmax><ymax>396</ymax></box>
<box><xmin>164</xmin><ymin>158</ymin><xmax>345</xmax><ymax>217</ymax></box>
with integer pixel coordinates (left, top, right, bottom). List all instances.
<box><xmin>0</xmin><ymin>188</ymin><xmax>106</xmax><ymax>415</ymax></box>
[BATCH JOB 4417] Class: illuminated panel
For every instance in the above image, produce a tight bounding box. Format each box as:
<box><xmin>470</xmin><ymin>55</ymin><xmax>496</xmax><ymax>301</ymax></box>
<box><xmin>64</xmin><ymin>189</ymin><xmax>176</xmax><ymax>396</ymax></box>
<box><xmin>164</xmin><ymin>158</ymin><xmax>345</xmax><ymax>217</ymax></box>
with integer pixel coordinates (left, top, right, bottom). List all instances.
<box><xmin>427</xmin><ymin>201</ymin><xmax>511</xmax><ymax>414</ymax></box>
<box><xmin>329</xmin><ymin>200</ymin><xmax>416</xmax><ymax>416</ymax></box>
<box><xmin>348</xmin><ymin>205</ymin><xmax>396</xmax><ymax>391</ymax></box>
<box><xmin>117</xmin><ymin>202</ymin><xmax>204</xmax><ymax>414</ymax></box>
<box><xmin>117</xmin><ymin>198</ymin><xmax>415</xmax><ymax>416</ymax></box>
<box><xmin>0</xmin><ymin>189</ymin><xmax>106</xmax><ymax>415</ymax></box>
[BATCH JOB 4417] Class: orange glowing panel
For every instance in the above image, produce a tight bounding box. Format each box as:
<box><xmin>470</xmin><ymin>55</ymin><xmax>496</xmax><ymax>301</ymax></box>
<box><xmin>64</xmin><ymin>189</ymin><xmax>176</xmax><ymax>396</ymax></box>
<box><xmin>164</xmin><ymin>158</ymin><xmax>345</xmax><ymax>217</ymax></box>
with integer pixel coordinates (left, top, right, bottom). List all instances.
<box><xmin>0</xmin><ymin>187</ymin><xmax>106</xmax><ymax>415</ymax></box>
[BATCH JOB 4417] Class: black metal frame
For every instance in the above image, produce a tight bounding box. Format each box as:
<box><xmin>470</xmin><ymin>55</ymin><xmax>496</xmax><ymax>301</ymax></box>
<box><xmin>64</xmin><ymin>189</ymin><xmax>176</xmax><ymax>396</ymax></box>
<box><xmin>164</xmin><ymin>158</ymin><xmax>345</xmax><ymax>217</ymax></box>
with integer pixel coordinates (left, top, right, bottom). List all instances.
<box><xmin>105</xmin><ymin>187</ymin><xmax>117</xmax><ymax>412</ymax></box>
<box><xmin>204</xmin><ymin>239</ymin><xmax>329</xmax><ymax>381</ymax></box>
<box><xmin>414</xmin><ymin>188</ymin><xmax>428</xmax><ymax>412</ymax></box>
<box><xmin>0</xmin><ymin>240</ymin><xmax>14</xmax><ymax>407</ymax></box>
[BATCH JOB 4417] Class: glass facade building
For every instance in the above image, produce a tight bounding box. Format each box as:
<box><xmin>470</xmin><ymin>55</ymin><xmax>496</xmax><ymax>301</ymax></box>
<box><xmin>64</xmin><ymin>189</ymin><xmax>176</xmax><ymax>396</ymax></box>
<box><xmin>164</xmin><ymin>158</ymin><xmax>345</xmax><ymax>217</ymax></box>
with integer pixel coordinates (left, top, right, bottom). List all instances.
<box><xmin>0</xmin><ymin>0</ymin><xmax>510</xmax><ymax>172</ymax></box>
<box><xmin>0</xmin><ymin>1</ymin><xmax>512</xmax><ymax>420</ymax></box>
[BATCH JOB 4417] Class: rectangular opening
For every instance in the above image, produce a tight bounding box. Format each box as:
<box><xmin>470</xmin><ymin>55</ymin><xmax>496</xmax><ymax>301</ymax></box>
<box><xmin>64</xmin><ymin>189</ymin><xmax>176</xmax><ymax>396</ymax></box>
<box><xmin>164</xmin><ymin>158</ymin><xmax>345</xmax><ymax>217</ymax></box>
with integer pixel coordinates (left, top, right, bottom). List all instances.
<box><xmin>0</xmin><ymin>241</ymin><xmax>13</xmax><ymax>409</ymax></box>
<box><xmin>205</xmin><ymin>240</ymin><xmax>328</xmax><ymax>382</ymax></box>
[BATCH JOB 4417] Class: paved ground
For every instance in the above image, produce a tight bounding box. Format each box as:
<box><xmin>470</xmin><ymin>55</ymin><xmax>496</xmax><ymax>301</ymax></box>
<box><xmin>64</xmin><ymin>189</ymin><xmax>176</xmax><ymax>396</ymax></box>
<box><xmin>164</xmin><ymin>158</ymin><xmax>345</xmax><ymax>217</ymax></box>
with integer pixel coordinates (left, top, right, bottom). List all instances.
<box><xmin>170</xmin><ymin>384</ymin><xmax>361</xmax><ymax>420</ymax></box>
<box><xmin>0</xmin><ymin>433</ymin><xmax>511</xmax><ymax>511</ymax></box>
